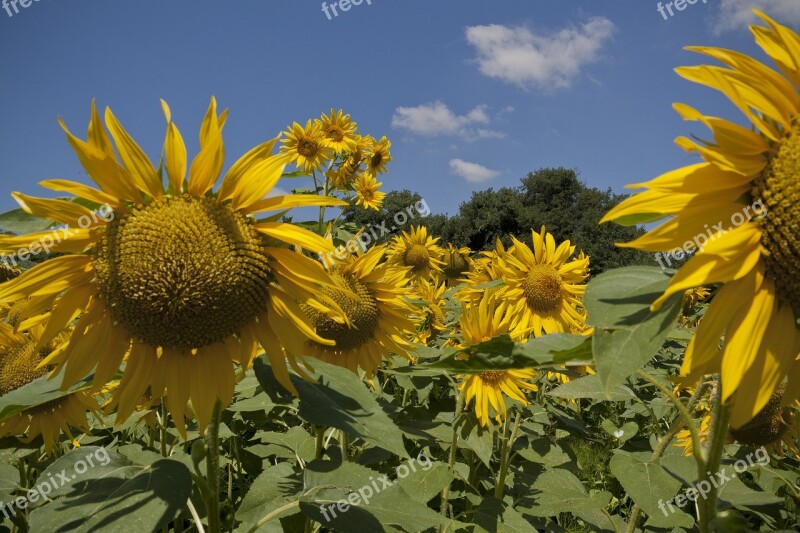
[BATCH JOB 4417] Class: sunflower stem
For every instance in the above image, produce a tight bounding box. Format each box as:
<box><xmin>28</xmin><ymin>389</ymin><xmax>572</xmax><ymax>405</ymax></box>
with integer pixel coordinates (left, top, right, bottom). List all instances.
<box><xmin>495</xmin><ymin>410</ymin><xmax>521</xmax><ymax>500</ymax></box>
<box><xmin>160</xmin><ymin>400</ymin><xmax>169</xmax><ymax>457</ymax></box>
<box><xmin>315</xmin><ymin>426</ymin><xmax>326</xmax><ymax>460</ymax></box>
<box><xmin>697</xmin><ymin>378</ymin><xmax>731</xmax><ymax>533</ymax></box>
<box><xmin>339</xmin><ymin>430</ymin><xmax>351</xmax><ymax>461</ymax></box>
<box><xmin>205</xmin><ymin>400</ymin><xmax>223</xmax><ymax>533</ymax></box>
<box><xmin>439</xmin><ymin>387</ymin><xmax>465</xmax><ymax>529</ymax></box>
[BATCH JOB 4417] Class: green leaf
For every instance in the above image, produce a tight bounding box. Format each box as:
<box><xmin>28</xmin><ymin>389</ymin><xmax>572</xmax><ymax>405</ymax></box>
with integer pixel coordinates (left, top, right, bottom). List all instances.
<box><xmin>610</xmin><ymin>212</ymin><xmax>668</xmax><ymax>227</ymax></box>
<box><xmin>28</xmin><ymin>447</ymin><xmax>191</xmax><ymax>533</ymax></box>
<box><xmin>254</xmin><ymin>357</ymin><xmax>408</xmax><ymax>458</ymax></box>
<box><xmin>527</xmin><ymin>468</ymin><xmax>611</xmax><ymax>517</ymax></box>
<box><xmin>396</xmin><ymin>462</ymin><xmax>454</xmax><ymax>504</ymax></box>
<box><xmin>0</xmin><ymin>368</ymin><xmax>92</xmax><ymax>422</ymax></box>
<box><xmin>237</xmin><ymin>463</ymin><xmax>302</xmax><ymax>533</ymax></box>
<box><xmin>601</xmin><ymin>420</ymin><xmax>638</xmax><ymax>444</ymax></box>
<box><xmin>609</xmin><ymin>451</ymin><xmax>683</xmax><ymax>521</ymax></box>
<box><xmin>585</xmin><ymin>267</ymin><xmax>682</xmax><ymax>399</ymax></box>
<box><xmin>298</xmin><ymin>459</ymin><xmax>446</xmax><ymax>533</ymax></box>
<box><xmin>548</xmin><ymin>374</ymin><xmax>635</xmax><ymax>401</ymax></box>
<box><xmin>0</xmin><ymin>207</ymin><xmax>53</xmax><ymax>234</ymax></box>
<box><xmin>421</xmin><ymin>334</ymin><xmax>591</xmax><ymax>373</ymax></box>
<box><xmin>474</xmin><ymin>498</ymin><xmax>538</xmax><ymax>532</ymax></box>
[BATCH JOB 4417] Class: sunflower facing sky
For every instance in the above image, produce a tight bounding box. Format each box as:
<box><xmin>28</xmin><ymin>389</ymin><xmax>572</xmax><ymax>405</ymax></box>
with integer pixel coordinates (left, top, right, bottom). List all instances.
<box><xmin>280</xmin><ymin>119</ymin><xmax>333</xmax><ymax>173</ymax></box>
<box><xmin>354</xmin><ymin>173</ymin><xmax>386</xmax><ymax>211</ymax></box>
<box><xmin>601</xmin><ymin>12</ymin><xmax>800</xmax><ymax>428</ymax></box>
<box><xmin>319</xmin><ymin>109</ymin><xmax>358</xmax><ymax>153</ymax></box>
<box><xmin>0</xmin><ymin>98</ymin><xmax>349</xmax><ymax>436</ymax></box>
<box><xmin>495</xmin><ymin>227</ymin><xmax>590</xmax><ymax>339</ymax></box>
<box><xmin>299</xmin><ymin>244</ymin><xmax>418</xmax><ymax>377</ymax></box>
<box><xmin>457</xmin><ymin>298</ymin><xmax>538</xmax><ymax>427</ymax></box>
<box><xmin>388</xmin><ymin>225</ymin><xmax>445</xmax><ymax>284</ymax></box>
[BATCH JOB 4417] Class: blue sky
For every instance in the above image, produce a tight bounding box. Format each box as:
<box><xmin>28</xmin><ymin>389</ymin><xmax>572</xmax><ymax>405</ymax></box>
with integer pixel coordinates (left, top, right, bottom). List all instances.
<box><xmin>1</xmin><ymin>0</ymin><xmax>799</xmax><ymax>217</ymax></box>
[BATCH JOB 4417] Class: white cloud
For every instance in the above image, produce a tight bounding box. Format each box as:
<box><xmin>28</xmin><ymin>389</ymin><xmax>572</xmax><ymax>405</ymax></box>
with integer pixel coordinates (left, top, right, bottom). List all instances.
<box><xmin>391</xmin><ymin>101</ymin><xmax>505</xmax><ymax>139</ymax></box>
<box><xmin>449</xmin><ymin>159</ymin><xmax>500</xmax><ymax>183</ymax></box>
<box><xmin>465</xmin><ymin>17</ymin><xmax>615</xmax><ymax>90</ymax></box>
<box><xmin>714</xmin><ymin>0</ymin><xmax>800</xmax><ymax>33</ymax></box>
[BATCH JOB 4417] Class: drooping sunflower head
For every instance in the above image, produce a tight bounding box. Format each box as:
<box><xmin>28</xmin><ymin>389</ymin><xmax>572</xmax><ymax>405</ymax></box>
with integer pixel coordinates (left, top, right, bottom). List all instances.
<box><xmin>365</xmin><ymin>135</ymin><xmax>392</xmax><ymax>175</ymax></box>
<box><xmin>319</xmin><ymin>109</ymin><xmax>358</xmax><ymax>153</ymax></box>
<box><xmin>456</xmin><ymin>239</ymin><xmax>507</xmax><ymax>306</ymax></box>
<box><xmin>300</xmin><ymin>244</ymin><xmax>418</xmax><ymax>377</ymax></box>
<box><xmin>280</xmin><ymin>119</ymin><xmax>333</xmax><ymax>173</ymax></box>
<box><xmin>411</xmin><ymin>278</ymin><xmax>447</xmax><ymax>344</ymax></box>
<box><xmin>729</xmin><ymin>384</ymin><xmax>794</xmax><ymax>452</ymax></box>
<box><xmin>0</xmin><ymin>98</ymin><xmax>347</xmax><ymax>437</ymax></box>
<box><xmin>354</xmin><ymin>173</ymin><xmax>386</xmax><ymax>211</ymax></box>
<box><xmin>494</xmin><ymin>226</ymin><xmax>590</xmax><ymax>339</ymax></box>
<box><xmin>600</xmin><ymin>12</ymin><xmax>800</xmax><ymax>428</ymax></box>
<box><xmin>388</xmin><ymin>225</ymin><xmax>445</xmax><ymax>283</ymax></box>
<box><xmin>439</xmin><ymin>244</ymin><xmax>473</xmax><ymax>286</ymax></box>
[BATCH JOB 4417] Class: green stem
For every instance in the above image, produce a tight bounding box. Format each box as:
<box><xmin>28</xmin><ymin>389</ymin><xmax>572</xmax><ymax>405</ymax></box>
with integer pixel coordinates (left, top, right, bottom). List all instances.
<box><xmin>637</xmin><ymin>369</ymin><xmax>705</xmax><ymax>469</ymax></box>
<box><xmin>315</xmin><ymin>426</ymin><xmax>325</xmax><ymax>460</ymax></box>
<box><xmin>206</xmin><ymin>400</ymin><xmax>223</xmax><ymax>533</ymax></box>
<box><xmin>160</xmin><ymin>401</ymin><xmax>169</xmax><ymax>457</ymax></box>
<box><xmin>697</xmin><ymin>380</ymin><xmax>731</xmax><ymax>533</ymax></box>
<box><xmin>624</xmin><ymin>378</ymin><xmax>708</xmax><ymax>533</ymax></box>
<box><xmin>495</xmin><ymin>411</ymin><xmax>522</xmax><ymax>500</ymax></box>
<box><xmin>439</xmin><ymin>387</ymin><xmax>465</xmax><ymax>528</ymax></box>
<box><xmin>340</xmin><ymin>430</ymin><xmax>351</xmax><ymax>462</ymax></box>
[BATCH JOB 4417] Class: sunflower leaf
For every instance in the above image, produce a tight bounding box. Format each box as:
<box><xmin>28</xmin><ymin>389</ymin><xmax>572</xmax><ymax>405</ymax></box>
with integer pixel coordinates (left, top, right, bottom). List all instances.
<box><xmin>585</xmin><ymin>266</ymin><xmax>683</xmax><ymax>399</ymax></box>
<box><xmin>27</xmin><ymin>447</ymin><xmax>192</xmax><ymax>532</ymax></box>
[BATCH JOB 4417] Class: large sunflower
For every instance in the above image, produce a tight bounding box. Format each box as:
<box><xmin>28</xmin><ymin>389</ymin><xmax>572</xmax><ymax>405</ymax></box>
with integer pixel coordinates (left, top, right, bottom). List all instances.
<box><xmin>601</xmin><ymin>12</ymin><xmax>800</xmax><ymax>428</ymax></box>
<box><xmin>458</xmin><ymin>298</ymin><xmax>538</xmax><ymax>427</ymax></box>
<box><xmin>494</xmin><ymin>227</ymin><xmax>590</xmax><ymax>339</ymax></box>
<box><xmin>300</xmin><ymin>244</ymin><xmax>418</xmax><ymax>377</ymax></box>
<box><xmin>0</xmin><ymin>323</ymin><xmax>99</xmax><ymax>452</ymax></box>
<box><xmin>388</xmin><ymin>225</ymin><xmax>445</xmax><ymax>283</ymax></box>
<box><xmin>0</xmin><ymin>99</ymin><xmax>347</xmax><ymax>436</ymax></box>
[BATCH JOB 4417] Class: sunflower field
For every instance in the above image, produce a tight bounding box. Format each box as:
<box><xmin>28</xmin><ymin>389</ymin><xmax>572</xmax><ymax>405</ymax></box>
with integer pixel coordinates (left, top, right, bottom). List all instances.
<box><xmin>1</xmin><ymin>9</ymin><xmax>800</xmax><ymax>533</ymax></box>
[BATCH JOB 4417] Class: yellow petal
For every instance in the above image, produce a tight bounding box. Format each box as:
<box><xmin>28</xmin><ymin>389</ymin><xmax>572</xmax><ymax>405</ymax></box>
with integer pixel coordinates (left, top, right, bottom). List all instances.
<box><xmin>188</xmin><ymin>98</ymin><xmax>225</xmax><ymax>197</ymax></box>
<box><xmin>651</xmin><ymin>223</ymin><xmax>762</xmax><ymax>310</ymax></box>
<box><xmin>104</xmin><ymin>107</ymin><xmax>163</xmax><ymax>198</ymax></box>
<box><xmin>218</xmin><ymin>137</ymin><xmax>280</xmax><ymax>202</ymax></box>
<box><xmin>255</xmin><ymin>222</ymin><xmax>334</xmax><ymax>253</ymax></box>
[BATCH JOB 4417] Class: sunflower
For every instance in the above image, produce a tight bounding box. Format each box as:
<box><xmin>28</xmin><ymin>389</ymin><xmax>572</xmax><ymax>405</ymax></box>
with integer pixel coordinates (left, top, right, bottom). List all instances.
<box><xmin>300</xmin><ymin>244</ymin><xmax>418</xmax><ymax>377</ymax></box>
<box><xmin>456</xmin><ymin>239</ymin><xmax>507</xmax><ymax>305</ymax></box>
<box><xmin>600</xmin><ymin>12</ymin><xmax>800</xmax><ymax>428</ymax></box>
<box><xmin>388</xmin><ymin>225</ymin><xmax>445</xmax><ymax>283</ymax></box>
<box><xmin>457</xmin><ymin>298</ymin><xmax>538</xmax><ymax>427</ymax></box>
<box><xmin>412</xmin><ymin>278</ymin><xmax>447</xmax><ymax>344</ymax></box>
<box><xmin>280</xmin><ymin>119</ymin><xmax>333</xmax><ymax>173</ymax></box>
<box><xmin>494</xmin><ymin>227</ymin><xmax>590</xmax><ymax>339</ymax></box>
<box><xmin>547</xmin><ymin>364</ymin><xmax>595</xmax><ymax>384</ymax></box>
<box><xmin>675</xmin><ymin>412</ymin><xmax>712</xmax><ymax>457</ymax></box>
<box><xmin>0</xmin><ymin>323</ymin><xmax>99</xmax><ymax>452</ymax></box>
<box><xmin>354</xmin><ymin>173</ymin><xmax>386</xmax><ymax>211</ymax></box>
<box><xmin>440</xmin><ymin>244</ymin><xmax>473</xmax><ymax>286</ymax></box>
<box><xmin>728</xmin><ymin>384</ymin><xmax>797</xmax><ymax>454</ymax></box>
<box><xmin>365</xmin><ymin>135</ymin><xmax>392</xmax><ymax>175</ymax></box>
<box><xmin>0</xmin><ymin>99</ymin><xmax>348</xmax><ymax>437</ymax></box>
<box><xmin>319</xmin><ymin>109</ymin><xmax>358</xmax><ymax>153</ymax></box>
